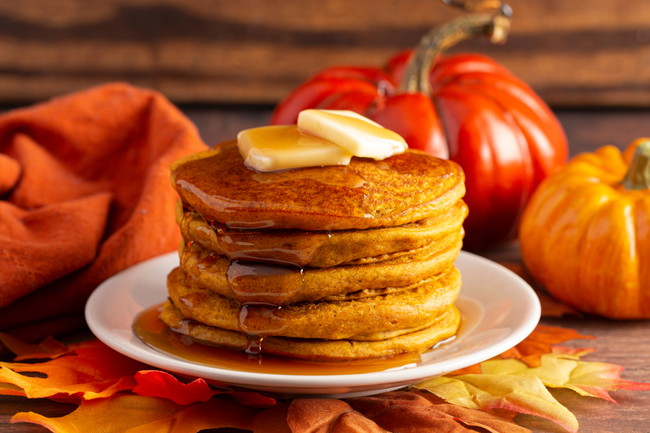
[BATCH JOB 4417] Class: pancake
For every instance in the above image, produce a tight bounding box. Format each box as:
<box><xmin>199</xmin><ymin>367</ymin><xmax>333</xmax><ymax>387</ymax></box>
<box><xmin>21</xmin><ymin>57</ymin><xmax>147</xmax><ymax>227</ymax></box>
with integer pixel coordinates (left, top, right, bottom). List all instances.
<box><xmin>170</xmin><ymin>140</ymin><xmax>465</xmax><ymax>231</ymax></box>
<box><xmin>166</xmin><ymin>266</ymin><xmax>461</xmax><ymax>340</ymax></box>
<box><xmin>177</xmin><ymin>200</ymin><xmax>468</xmax><ymax>268</ymax></box>
<box><xmin>160</xmin><ymin>300</ymin><xmax>461</xmax><ymax>361</ymax></box>
<box><xmin>160</xmin><ymin>132</ymin><xmax>468</xmax><ymax>361</ymax></box>
<box><xmin>179</xmin><ymin>232</ymin><xmax>462</xmax><ymax>304</ymax></box>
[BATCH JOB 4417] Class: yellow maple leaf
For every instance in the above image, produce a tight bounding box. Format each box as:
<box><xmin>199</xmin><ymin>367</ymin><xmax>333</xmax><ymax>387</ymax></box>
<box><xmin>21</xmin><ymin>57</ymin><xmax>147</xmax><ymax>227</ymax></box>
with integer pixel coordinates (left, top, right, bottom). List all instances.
<box><xmin>480</xmin><ymin>354</ymin><xmax>650</xmax><ymax>402</ymax></box>
<box><xmin>416</xmin><ymin>351</ymin><xmax>650</xmax><ymax>432</ymax></box>
<box><xmin>415</xmin><ymin>372</ymin><xmax>579</xmax><ymax>432</ymax></box>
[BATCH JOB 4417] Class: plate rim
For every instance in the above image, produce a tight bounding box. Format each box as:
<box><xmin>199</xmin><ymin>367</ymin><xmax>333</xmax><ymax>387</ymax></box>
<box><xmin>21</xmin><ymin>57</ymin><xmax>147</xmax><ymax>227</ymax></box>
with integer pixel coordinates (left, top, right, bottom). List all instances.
<box><xmin>85</xmin><ymin>250</ymin><xmax>540</xmax><ymax>392</ymax></box>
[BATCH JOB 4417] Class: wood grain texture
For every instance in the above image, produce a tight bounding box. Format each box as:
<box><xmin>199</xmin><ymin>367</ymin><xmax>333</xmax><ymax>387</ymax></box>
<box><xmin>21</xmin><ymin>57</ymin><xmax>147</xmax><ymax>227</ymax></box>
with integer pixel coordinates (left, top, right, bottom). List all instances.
<box><xmin>0</xmin><ymin>0</ymin><xmax>649</xmax><ymax>106</ymax></box>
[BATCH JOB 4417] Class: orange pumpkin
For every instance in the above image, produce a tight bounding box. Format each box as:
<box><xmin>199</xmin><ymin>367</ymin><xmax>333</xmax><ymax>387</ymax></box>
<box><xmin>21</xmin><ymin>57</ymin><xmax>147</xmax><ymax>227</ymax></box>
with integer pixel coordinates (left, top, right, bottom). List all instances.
<box><xmin>519</xmin><ymin>138</ymin><xmax>650</xmax><ymax>319</ymax></box>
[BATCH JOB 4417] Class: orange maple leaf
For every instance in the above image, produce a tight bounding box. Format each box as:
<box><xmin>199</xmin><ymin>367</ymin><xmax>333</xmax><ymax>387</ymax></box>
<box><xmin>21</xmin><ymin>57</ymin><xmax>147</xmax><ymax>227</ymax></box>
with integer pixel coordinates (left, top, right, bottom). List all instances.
<box><xmin>449</xmin><ymin>324</ymin><xmax>595</xmax><ymax>375</ymax></box>
<box><xmin>12</xmin><ymin>394</ymin><xmax>290</xmax><ymax>433</ymax></box>
<box><xmin>0</xmin><ymin>338</ymin><xmax>146</xmax><ymax>401</ymax></box>
<box><xmin>0</xmin><ymin>332</ymin><xmax>68</xmax><ymax>361</ymax></box>
<box><xmin>498</xmin><ymin>324</ymin><xmax>595</xmax><ymax>367</ymax></box>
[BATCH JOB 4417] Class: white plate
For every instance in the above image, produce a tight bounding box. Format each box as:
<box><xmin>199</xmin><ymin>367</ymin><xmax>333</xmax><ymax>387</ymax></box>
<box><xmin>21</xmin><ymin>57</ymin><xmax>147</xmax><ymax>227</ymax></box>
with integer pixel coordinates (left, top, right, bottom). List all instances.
<box><xmin>85</xmin><ymin>251</ymin><xmax>540</xmax><ymax>398</ymax></box>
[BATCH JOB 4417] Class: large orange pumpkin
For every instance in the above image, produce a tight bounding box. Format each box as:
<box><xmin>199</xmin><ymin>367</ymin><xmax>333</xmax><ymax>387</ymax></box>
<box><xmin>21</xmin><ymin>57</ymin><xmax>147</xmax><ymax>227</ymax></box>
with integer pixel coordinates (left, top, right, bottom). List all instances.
<box><xmin>271</xmin><ymin>3</ymin><xmax>568</xmax><ymax>251</ymax></box>
<box><xmin>519</xmin><ymin>138</ymin><xmax>650</xmax><ymax>318</ymax></box>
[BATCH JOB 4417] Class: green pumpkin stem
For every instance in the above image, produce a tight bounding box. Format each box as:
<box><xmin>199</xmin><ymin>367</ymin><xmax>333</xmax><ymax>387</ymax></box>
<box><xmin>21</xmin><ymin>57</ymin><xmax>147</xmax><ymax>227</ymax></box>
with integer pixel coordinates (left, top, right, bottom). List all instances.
<box><xmin>399</xmin><ymin>0</ymin><xmax>512</xmax><ymax>95</ymax></box>
<box><xmin>622</xmin><ymin>139</ymin><xmax>650</xmax><ymax>190</ymax></box>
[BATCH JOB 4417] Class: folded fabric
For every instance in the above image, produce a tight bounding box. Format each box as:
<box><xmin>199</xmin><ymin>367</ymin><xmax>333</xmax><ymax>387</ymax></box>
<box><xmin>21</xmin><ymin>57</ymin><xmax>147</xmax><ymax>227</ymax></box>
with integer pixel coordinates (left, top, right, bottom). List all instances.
<box><xmin>0</xmin><ymin>83</ymin><xmax>207</xmax><ymax>341</ymax></box>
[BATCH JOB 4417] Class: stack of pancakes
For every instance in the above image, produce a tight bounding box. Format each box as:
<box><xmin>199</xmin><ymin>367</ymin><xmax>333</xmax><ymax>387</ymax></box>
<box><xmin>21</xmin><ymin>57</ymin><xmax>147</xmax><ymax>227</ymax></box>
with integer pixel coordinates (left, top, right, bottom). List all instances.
<box><xmin>161</xmin><ymin>140</ymin><xmax>467</xmax><ymax>361</ymax></box>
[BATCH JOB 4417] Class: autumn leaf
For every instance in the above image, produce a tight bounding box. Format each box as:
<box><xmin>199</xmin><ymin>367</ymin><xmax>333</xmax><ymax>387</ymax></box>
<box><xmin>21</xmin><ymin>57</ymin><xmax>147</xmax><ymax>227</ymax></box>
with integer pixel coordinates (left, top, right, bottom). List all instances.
<box><xmin>0</xmin><ymin>336</ymin><xmax>278</xmax><ymax>408</ymax></box>
<box><xmin>417</xmin><ymin>324</ymin><xmax>601</xmax><ymax>431</ymax></box>
<box><xmin>550</xmin><ymin>346</ymin><xmax>595</xmax><ymax>359</ymax></box>
<box><xmin>350</xmin><ymin>391</ymin><xmax>534</xmax><ymax>433</ymax></box>
<box><xmin>449</xmin><ymin>324</ymin><xmax>594</xmax><ymax>375</ymax></box>
<box><xmin>480</xmin><ymin>354</ymin><xmax>650</xmax><ymax>402</ymax></box>
<box><xmin>416</xmin><ymin>351</ymin><xmax>650</xmax><ymax>432</ymax></box>
<box><xmin>415</xmin><ymin>372</ymin><xmax>578</xmax><ymax>432</ymax></box>
<box><xmin>0</xmin><ymin>339</ymin><xmax>146</xmax><ymax>401</ymax></box>
<box><xmin>287</xmin><ymin>398</ymin><xmax>388</xmax><ymax>433</ymax></box>
<box><xmin>132</xmin><ymin>370</ymin><xmax>277</xmax><ymax>407</ymax></box>
<box><xmin>0</xmin><ymin>332</ymin><xmax>68</xmax><ymax>361</ymax></box>
<box><xmin>288</xmin><ymin>391</ymin><xmax>532</xmax><ymax>433</ymax></box>
<box><xmin>496</xmin><ymin>324</ymin><xmax>594</xmax><ymax>367</ymax></box>
<box><xmin>132</xmin><ymin>370</ymin><xmax>218</xmax><ymax>405</ymax></box>
<box><xmin>12</xmin><ymin>394</ymin><xmax>291</xmax><ymax>433</ymax></box>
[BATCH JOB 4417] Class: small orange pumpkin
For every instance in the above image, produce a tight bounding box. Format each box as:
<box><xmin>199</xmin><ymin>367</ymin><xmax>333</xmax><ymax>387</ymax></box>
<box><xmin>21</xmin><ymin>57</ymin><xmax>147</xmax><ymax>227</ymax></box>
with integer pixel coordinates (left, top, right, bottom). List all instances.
<box><xmin>519</xmin><ymin>138</ymin><xmax>650</xmax><ymax>319</ymax></box>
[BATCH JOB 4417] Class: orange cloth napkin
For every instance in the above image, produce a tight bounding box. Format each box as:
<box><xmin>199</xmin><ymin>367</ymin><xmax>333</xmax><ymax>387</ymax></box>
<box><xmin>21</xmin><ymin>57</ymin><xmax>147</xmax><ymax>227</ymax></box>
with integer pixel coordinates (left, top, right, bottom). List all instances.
<box><xmin>0</xmin><ymin>83</ymin><xmax>207</xmax><ymax>341</ymax></box>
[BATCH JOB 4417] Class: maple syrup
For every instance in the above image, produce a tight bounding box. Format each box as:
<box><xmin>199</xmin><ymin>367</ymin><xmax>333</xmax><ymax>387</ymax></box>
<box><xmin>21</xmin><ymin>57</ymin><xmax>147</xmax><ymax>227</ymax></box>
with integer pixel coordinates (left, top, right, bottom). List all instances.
<box><xmin>133</xmin><ymin>303</ymin><xmax>422</xmax><ymax>375</ymax></box>
<box><xmin>206</xmin><ymin>219</ymin><xmax>318</xmax><ymax>267</ymax></box>
<box><xmin>226</xmin><ymin>259</ymin><xmax>304</xmax><ymax>304</ymax></box>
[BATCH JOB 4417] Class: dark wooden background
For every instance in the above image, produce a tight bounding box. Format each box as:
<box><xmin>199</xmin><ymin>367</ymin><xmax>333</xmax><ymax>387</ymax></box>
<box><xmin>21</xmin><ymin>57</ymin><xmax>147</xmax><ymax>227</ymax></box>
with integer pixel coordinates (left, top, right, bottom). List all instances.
<box><xmin>1</xmin><ymin>0</ymin><xmax>649</xmax><ymax>107</ymax></box>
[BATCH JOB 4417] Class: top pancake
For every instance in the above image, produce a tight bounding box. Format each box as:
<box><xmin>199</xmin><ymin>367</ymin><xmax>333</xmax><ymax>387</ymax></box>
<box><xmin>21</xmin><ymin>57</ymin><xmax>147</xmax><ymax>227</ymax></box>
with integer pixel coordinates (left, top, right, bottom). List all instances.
<box><xmin>171</xmin><ymin>140</ymin><xmax>465</xmax><ymax>231</ymax></box>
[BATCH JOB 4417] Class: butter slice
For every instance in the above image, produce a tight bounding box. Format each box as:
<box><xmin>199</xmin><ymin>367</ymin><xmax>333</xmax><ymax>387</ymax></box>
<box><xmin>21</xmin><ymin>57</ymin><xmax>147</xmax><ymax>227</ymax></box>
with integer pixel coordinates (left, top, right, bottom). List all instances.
<box><xmin>237</xmin><ymin>125</ymin><xmax>353</xmax><ymax>172</ymax></box>
<box><xmin>298</xmin><ymin>109</ymin><xmax>407</xmax><ymax>160</ymax></box>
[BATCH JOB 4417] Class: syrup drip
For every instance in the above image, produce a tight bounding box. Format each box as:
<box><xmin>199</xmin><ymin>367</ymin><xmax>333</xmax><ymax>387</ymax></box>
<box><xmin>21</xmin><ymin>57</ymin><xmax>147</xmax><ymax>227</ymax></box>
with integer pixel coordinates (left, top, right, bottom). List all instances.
<box><xmin>228</xmin><ymin>260</ymin><xmax>305</xmax><ymax>354</ymax></box>
<box><xmin>227</xmin><ymin>259</ymin><xmax>304</xmax><ymax>304</ymax></box>
<box><xmin>245</xmin><ymin>335</ymin><xmax>264</xmax><ymax>356</ymax></box>
<box><xmin>186</xmin><ymin>209</ymin><xmax>324</xmax><ymax>268</ymax></box>
<box><xmin>227</xmin><ymin>260</ymin><xmax>300</xmax><ymax>353</ymax></box>
<box><xmin>238</xmin><ymin>302</ymin><xmax>287</xmax><ymax>337</ymax></box>
<box><xmin>207</xmin><ymin>220</ymin><xmax>324</xmax><ymax>268</ymax></box>
<box><xmin>133</xmin><ymin>304</ymin><xmax>421</xmax><ymax>375</ymax></box>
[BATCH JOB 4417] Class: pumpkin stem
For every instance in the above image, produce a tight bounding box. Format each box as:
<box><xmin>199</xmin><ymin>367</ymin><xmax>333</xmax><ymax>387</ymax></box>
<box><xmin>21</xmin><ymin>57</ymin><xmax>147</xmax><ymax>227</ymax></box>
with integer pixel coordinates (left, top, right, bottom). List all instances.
<box><xmin>622</xmin><ymin>138</ymin><xmax>650</xmax><ymax>190</ymax></box>
<box><xmin>398</xmin><ymin>0</ymin><xmax>512</xmax><ymax>94</ymax></box>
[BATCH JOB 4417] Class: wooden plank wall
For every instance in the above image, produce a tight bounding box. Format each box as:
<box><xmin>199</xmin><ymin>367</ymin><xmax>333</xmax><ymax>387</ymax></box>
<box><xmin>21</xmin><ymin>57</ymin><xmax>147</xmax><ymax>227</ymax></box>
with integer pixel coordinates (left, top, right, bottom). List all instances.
<box><xmin>0</xmin><ymin>0</ymin><xmax>648</xmax><ymax>107</ymax></box>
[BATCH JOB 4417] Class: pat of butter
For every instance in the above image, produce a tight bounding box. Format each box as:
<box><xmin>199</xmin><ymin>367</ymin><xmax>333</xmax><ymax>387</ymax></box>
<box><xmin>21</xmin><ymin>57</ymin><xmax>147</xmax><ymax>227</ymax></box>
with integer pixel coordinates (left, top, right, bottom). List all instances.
<box><xmin>236</xmin><ymin>109</ymin><xmax>407</xmax><ymax>172</ymax></box>
<box><xmin>237</xmin><ymin>125</ymin><xmax>353</xmax><ymax>172</ymax></box>
<box><xmin>298</xmin><ymin>109</ymin><xmax>407</xmax><ymax>160</ymax></box>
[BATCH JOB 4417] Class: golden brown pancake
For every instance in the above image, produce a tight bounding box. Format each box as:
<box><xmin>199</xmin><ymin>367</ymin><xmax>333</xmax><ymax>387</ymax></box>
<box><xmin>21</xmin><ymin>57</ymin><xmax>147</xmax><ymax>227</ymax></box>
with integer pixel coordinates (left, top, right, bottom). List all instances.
<box><xmin>166</xmin><ymin>266</ymin><xmax>461</xmax><ymax>341</ymax></box>
<box><xmin>177</xmin><ymin>200</ymin><xmax>468</xmax><ymax>268</ymax></box>
<box><xmin>170</xmin><ymin>140</ymin><xmax>465</xmax><ymax>231</ymax></box>
<box><xmin>159</xmin><ymin>137</ymin><xmax>467</xmax><ymax>361</ymax></box>
<box><xmin>179</xmin><ymin>232</ymin><xmax>462</xmax><ymax>304</ymax></box>
<box><xmin>160</xmin><ymin>300</ymin><xmax>460</xmax><ymax>361</ymax></box>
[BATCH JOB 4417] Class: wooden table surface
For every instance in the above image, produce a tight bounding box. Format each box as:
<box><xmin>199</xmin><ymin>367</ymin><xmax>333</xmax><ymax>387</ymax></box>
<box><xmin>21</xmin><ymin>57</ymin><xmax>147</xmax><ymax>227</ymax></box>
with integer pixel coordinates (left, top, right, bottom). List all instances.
<box><xmin>1</xmin><ymin>107</ymin><xmax>649</xmax><ymax>433</ymax></box>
